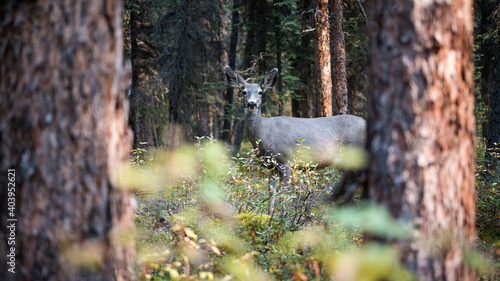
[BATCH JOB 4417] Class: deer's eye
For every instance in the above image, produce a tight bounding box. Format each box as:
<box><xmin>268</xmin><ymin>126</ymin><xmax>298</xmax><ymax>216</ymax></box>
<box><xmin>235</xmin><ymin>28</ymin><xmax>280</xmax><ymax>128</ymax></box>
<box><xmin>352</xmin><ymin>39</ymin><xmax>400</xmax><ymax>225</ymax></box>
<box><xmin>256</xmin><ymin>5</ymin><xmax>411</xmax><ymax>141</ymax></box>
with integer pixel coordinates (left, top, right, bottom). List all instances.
<box><xmin>258</xmin><ymin>91</ymin><xmax>263</xmax><ymax>95</ymax></box>
<box><xmin>242</xmin><ymin>90</ymin><xmax>247</xmax><ymax>95</ymax></box>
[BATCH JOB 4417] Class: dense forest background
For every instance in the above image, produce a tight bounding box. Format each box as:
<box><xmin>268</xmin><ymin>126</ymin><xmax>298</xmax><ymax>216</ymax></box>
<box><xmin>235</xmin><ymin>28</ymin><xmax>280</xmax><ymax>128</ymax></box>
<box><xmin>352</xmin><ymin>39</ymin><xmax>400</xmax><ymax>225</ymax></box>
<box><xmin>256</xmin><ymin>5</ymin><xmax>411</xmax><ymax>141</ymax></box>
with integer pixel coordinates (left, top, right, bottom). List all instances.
<box><xmin>124</xmin><ymin>0</ymin><xmax>370</xmax><ymax>151</ymax></box>
<box><xmin>124</xmin><ymin>0</ymin><xmax>500</xmax><ymax>158</ymax></box>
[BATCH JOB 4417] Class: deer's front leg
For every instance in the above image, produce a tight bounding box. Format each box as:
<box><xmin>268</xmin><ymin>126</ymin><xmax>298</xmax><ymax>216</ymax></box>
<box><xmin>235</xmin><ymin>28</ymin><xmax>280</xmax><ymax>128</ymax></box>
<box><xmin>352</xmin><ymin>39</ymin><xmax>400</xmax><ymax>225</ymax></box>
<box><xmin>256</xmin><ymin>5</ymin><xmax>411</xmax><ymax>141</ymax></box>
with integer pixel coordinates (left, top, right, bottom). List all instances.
<box><xmin>280</xmin><ymin>164</ymin><xmax>292</xmax><ymax>186</ymax></box>
<box><xmin>268</xmin><ymin>168</ymin><xmax>281</xmax><ymax>216</ymax></box>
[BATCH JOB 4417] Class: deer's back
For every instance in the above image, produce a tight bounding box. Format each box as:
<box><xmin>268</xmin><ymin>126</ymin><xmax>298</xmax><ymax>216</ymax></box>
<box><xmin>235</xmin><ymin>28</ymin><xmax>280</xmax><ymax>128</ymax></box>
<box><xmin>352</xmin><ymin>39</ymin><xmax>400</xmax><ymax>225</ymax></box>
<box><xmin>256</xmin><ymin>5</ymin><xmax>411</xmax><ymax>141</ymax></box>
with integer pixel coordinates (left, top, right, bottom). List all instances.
<box><xmin>256</xmin><ymin>115</ymin><xmax>366</xmax><ymax>166</ymax></box>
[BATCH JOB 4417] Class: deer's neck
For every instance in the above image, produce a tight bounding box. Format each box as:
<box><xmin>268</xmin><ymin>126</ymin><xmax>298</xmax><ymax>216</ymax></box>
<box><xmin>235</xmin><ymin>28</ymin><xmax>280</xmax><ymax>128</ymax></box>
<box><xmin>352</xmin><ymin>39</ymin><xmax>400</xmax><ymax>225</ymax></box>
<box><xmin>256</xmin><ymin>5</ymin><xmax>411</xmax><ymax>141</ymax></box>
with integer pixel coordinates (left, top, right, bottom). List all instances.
<box><xmin>244</xmin><ymin>109</ymin><xmax>263</xmax><ymax>148</ymax></box>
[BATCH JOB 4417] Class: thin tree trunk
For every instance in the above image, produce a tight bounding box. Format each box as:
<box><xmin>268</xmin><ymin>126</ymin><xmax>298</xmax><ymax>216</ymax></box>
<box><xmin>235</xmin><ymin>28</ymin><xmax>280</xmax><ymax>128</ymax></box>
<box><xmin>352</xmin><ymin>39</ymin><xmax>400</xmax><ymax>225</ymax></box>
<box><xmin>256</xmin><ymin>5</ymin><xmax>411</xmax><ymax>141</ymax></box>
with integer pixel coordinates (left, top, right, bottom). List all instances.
<box><xmin>222</xmin><ymin>0</ymin><xmax>240</xmax><ymax>144</ymax></box>
<box><xmin>292</xmin><ymin>0</ymin><xmax>315</xmax><ymax>118</ymax></box>
<box><xmin>314</xmin><ymin>0</ymin><xmax>333</xmax><ymax>117</ymax></box>
<box><xmin>166</xmin><ymin>1</ymin><xmax>188</xmax><ymax>150</ymax></box>
<box><xmin>198</xmin><ymin>98</ymin><xmax>210</xmax><ymax>137</ymax></box>
<box><xmin>243</xmin><ymin>1</ymin><xmax>257</xmax><ymax>73</ymax></box>
<box><xmin>487</xmin><ymin>40</ymin><xmax>500</xmax><ymax>165</ymax></box>
<box><xmin>233</xmin><ymin>0</ymin><xmax>260</xmax><ymax>154</ymax></box>
<box><xmin>366</xmin><ymin>0</ymin><xmax>476</xmax><ymax>279</ymax></box>
<box><xmin>274</xmin><ymin>0</ymin><xmax>284</xmax><ymax>116</ymax></box>
<box><xmin>255</xmin><ymin>0</ymin><xmax>269</xmax><ymax>116</ymax></box>
<box><xmin>331</xmin><ymin>0</ymin><xmax>348</xmax><ymax>115</ymax></box>
<box><xmin>0</xmin><ymin>1</ymin><xmax>135</xmax><ymax>280</ymax></box>
<box><xmin>129</xmin><ymin>0</ymin><xmax>141</xmax><ymax>147</ymax></box>
<box><xmin>232</xmin><ymin>105</ymin><xmax>245</xmax><ymax>155</ymax></box>
<box><xmin>347</xmin><ymin>75</ymin><xmax>357</xmax><ymax>114</ymax></box>
<box><xmin>128</xmin><ymin>0</ymin><xmax>154</xmax><ymax>148</ymax></box>
<box><xmin>479</xmin><ymin>0</ymin><xmax>497</xmax><ymax>139</ymax></box>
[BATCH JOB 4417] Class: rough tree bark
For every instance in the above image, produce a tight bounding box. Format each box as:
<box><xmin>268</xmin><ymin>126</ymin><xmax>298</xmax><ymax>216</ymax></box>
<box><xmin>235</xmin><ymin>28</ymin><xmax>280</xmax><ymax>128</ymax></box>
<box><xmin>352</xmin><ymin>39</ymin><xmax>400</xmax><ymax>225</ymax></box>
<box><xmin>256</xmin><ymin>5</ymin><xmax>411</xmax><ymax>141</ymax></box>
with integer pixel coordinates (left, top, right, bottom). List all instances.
<box><xmin>331</xmin><ymin>0</ymin><xmax>348</xmax><ymax>115</ymax></box>
<box><xmin>314</xmin><ymin>0</ymin><xmax>333</xmax><ymax>117</ymax></box>
<box><xmin>366</xmin><ymin>0</ymin><xmax>476</xmax><ymax>280</ymax></box>
<box><xmin>0</xmin><ymin>1</ymin><xmax>135</xmax><ymax>280</ymax></box>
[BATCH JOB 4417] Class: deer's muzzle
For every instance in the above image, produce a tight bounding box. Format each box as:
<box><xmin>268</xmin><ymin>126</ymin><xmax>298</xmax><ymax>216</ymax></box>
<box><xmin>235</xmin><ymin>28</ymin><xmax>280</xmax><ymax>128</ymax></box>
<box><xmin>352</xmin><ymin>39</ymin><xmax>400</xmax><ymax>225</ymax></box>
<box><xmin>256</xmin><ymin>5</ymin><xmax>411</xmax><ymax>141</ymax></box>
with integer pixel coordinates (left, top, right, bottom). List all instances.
<box><xmin>247</xmin><ymin>101</ymin><xmax>257</xmax><ymax>110</ymax></box>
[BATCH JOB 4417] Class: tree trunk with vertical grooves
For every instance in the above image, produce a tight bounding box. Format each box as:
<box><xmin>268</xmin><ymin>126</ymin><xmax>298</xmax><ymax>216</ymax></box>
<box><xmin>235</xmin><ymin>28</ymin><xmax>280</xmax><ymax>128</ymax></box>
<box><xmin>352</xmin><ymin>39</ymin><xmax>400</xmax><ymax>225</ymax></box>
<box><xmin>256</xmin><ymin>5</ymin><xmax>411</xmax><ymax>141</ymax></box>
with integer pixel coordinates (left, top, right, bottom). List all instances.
<box><xmin>331</xmin><ymin>0</ymin><xmax>348</xmax><ymax>115</ymax></box>
<box><xmin>366</xmin><ymin>0</ymin><xmax>476</xmax><ymax>280</ymax></box>
<box><xmin>0</xmin><ymin>1</ymin><xmax>135</xmax><ymax>280</ymax></box>
<box><xmin>314</xmin><ymin>0</ymin><xmax>333</xmax><ymax>117</ymax></box>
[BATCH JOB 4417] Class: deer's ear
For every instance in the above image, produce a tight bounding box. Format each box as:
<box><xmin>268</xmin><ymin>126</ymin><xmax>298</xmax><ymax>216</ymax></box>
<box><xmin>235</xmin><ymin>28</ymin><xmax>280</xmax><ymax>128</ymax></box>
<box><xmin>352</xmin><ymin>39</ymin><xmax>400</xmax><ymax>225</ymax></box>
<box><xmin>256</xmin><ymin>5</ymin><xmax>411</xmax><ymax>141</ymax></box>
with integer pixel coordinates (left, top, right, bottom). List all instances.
<box><xmin>225</xmin><ymin>66</ymin><xmax>246</xmax><ymax>88</ymax></box>
<box><xmin>261</xmin><ymin>68</ymin><xmax>278</xmax><ymax>90</ymax></box>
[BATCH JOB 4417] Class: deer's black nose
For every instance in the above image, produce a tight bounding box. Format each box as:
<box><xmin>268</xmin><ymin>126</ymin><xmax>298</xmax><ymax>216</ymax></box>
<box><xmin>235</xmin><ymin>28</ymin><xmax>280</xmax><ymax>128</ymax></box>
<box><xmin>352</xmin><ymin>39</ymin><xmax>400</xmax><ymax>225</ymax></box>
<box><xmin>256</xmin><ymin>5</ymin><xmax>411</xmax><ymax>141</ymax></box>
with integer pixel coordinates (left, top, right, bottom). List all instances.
<box><xmin>247</xmin><ymin>101</ymin><xmax>257</xmax><ymax>109</ymax></box>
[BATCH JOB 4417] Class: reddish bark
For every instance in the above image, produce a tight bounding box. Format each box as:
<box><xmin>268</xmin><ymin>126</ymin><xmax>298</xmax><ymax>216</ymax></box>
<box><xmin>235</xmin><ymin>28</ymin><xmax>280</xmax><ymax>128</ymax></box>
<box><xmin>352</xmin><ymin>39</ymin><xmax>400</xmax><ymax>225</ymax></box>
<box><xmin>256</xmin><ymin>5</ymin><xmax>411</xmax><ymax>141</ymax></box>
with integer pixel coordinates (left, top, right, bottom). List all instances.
<box><xmin>331</xmin><ymin>0</ymin><xmax>348</xmax><ymax>115</ymax></box>
<box><xmin>314</xmin><ymin>0</ymin><xmax>333</xmax><ymax>117</ymax></box>
<box><xmin>366</xmin><ymin>0</ymin><xmax>476</xmax><ymax>279</ymax></box>
<box><xmin>0</xmin><ymin>1</ymin><xmax>135</xmax><ymax>280</ymax></box>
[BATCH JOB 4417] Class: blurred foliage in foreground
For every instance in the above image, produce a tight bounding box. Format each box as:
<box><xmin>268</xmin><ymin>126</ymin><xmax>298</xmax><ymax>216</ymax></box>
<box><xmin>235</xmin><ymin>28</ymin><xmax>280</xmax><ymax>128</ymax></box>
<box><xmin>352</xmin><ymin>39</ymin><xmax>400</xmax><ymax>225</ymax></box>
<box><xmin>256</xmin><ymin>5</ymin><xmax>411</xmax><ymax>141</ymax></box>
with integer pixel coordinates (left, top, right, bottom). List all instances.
<box><xmin>124</xmin><ymin>138</ymin><xmax>498</xmax><ymax>280</ymax></box>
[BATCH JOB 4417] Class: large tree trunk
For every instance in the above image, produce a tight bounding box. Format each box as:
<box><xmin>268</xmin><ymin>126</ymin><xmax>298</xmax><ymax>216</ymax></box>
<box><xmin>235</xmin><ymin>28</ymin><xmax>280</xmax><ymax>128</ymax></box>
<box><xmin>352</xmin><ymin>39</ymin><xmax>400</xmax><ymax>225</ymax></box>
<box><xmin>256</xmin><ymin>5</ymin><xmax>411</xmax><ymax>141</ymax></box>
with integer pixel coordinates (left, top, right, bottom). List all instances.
<box><xmin>330</xmin><ymin>0</ymin><xmax>348</xmax><ymax>115</ymax></box>
<box><xmin>0</xmin><ymin>1</ymin><xmax>135</xmax><ymax>280</ymax></box>
<box><xmin>314</xmin><ymin>0</ymin><xmax>333</xmax><ymax>117</ymax></box>
<box><xmin>366</xmin><ymin>0</ymin><xmax>476</xmax><ymax>280</ymax></box>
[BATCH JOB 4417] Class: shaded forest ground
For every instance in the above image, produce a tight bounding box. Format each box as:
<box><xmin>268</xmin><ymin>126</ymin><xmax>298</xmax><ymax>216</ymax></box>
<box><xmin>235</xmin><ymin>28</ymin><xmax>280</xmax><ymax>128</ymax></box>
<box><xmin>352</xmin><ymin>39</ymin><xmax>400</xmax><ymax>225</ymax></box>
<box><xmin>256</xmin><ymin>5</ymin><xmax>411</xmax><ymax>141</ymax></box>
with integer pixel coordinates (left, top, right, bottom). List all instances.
<box><xmin>129</xmin><ymin>137</ymin><xmax>499</xmax><ymax>280</ymax></box>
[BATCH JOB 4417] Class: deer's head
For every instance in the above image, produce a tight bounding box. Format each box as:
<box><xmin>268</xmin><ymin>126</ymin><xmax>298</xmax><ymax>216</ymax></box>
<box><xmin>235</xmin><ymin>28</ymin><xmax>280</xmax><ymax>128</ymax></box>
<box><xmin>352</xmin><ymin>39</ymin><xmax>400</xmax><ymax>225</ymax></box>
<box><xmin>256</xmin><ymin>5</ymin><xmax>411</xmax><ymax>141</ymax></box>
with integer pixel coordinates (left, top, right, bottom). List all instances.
<box><xmin>225</xmin><ymin>66</ymin><xmax>278</xmax><ymax>113</ymax></box>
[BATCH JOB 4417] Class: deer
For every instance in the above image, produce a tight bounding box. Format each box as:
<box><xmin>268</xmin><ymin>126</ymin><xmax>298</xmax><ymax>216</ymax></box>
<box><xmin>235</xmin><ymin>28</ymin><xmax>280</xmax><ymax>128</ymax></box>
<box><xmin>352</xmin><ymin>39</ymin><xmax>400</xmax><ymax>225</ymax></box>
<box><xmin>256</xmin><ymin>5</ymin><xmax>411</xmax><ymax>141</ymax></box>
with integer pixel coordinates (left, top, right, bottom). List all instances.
<box><xmin>224</xmin><ymin>66</ymin><xmax>367</xmax><ymax>214</ymax></box>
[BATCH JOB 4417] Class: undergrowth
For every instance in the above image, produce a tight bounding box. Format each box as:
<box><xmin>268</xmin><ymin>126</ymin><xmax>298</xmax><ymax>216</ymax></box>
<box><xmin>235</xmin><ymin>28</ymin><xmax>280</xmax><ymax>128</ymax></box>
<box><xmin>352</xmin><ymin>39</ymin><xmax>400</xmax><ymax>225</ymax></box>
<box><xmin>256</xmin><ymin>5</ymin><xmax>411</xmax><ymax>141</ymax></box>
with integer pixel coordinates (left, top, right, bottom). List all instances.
<box><xmin>128</xmin><ymin>137</ymin><xmax>499</xmax><ymax>280</ymax></box>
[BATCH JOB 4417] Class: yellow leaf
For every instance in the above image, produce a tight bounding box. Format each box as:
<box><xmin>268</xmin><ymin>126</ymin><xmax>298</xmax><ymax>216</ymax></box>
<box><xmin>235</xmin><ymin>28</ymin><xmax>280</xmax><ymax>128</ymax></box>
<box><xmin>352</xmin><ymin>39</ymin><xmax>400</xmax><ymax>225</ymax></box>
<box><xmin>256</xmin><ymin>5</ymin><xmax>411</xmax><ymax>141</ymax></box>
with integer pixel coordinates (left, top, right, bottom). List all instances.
<box><xmin>184</xmin><ymin>227</ymin><xmax>198</xmax><ymax>240</ymax></box>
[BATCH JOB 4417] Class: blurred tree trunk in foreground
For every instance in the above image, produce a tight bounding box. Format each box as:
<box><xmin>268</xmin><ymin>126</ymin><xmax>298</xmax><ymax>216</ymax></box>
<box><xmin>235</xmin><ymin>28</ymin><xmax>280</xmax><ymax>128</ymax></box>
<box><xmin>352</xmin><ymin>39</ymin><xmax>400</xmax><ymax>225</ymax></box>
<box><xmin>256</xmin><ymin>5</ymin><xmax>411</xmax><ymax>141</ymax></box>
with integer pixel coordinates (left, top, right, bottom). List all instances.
<box><xmin>0</xmin><ymin>1</ymin><xmax>135</xmax><ymax>280</ymax></box>
<box><xmin>366</xmin><ymin>0</ymin><xmax>476</xmax><ymax>280</ymax></box>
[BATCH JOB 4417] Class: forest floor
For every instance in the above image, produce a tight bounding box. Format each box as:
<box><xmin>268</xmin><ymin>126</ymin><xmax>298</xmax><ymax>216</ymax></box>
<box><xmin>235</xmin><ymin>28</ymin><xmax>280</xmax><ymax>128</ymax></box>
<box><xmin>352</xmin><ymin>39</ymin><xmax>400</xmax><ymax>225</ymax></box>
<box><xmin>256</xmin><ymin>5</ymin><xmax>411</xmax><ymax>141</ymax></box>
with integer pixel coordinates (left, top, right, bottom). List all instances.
<box><xmin>131</xmin><ymin>138</ymin><xmax>499</xmax><ymax>280</ymax></box>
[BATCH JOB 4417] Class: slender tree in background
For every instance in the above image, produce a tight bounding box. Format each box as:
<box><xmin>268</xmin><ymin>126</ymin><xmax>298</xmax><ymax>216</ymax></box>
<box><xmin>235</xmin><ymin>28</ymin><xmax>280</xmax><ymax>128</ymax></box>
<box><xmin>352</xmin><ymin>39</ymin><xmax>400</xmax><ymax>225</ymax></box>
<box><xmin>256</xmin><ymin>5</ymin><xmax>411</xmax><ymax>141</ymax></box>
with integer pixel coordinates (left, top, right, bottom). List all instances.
<box><xmin>233</xmin><ymin>0</ymin><xmax>270</xmax><ymax>153</ymax></box>
<box><xmin>291</xmin><ymin>0</ymin><xmax>316</xmax><ymax>118</ymax></box>
<box><xmin>487</xmin><ymin>37</ymin><xmax>500</xmax><ymax>164</ymax></box>
<box><xmin>477</xmin><ymin>0</ymin><xmax>497</xmax><ymax>139</ymax></box>
<box><xmin>343</xmin><ymin>0</ymin><xmax>368</xmax><ymax>116</ymax></box>
<box><xmin>222</xmin><ymin>0</ymin><xmax>241</xmax><ymax>144</ymax></box>
<box><xmin>483</xmin><ymin>1</ymin><xmax>500</xmax><ymax>164</ymax></box>
<box><xmin>0</xmin><ymin>0</ymin><xmax>135</xmax><ymax>280</ymax></box>
<box><xmin>155</xmin><ymin>0</ymin><xmax>219</xmax><ymax>149</ymax></box>
<box><xmin>330</xmin><ymin>0</ymin><xmax>348</xmax><ymax>115</ymax></box>
<box><xmin>366</xmin><ymin>0</ymin><xmax>476</xmax><ymax>279</ymax></box>
<box><xmin>274</xmin><ymin>0</ymin><xmax>284</xmax><ymax>116</ymax></box>
<box><xmin>127</xmin><ymin>0</ymin><xmax>159</xmax><ymax>148</ymax></box>
<box><xmin>314</xmin><ymin>0</ymin><xmax>333</xmax><ymax>117</ymax></box>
